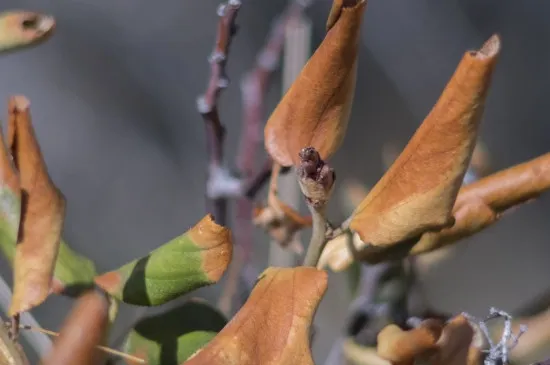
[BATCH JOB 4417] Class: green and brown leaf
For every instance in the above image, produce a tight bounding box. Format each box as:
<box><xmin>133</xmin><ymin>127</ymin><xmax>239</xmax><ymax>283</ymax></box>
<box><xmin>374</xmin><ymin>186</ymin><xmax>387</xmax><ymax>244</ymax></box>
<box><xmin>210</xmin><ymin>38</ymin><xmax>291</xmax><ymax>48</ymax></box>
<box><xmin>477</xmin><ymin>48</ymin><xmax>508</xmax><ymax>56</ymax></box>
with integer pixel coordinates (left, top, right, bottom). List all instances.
<box><xmin>95</xmin><ymin>214</ymin><xmax>232</xmax><ymax>306</ymax></box>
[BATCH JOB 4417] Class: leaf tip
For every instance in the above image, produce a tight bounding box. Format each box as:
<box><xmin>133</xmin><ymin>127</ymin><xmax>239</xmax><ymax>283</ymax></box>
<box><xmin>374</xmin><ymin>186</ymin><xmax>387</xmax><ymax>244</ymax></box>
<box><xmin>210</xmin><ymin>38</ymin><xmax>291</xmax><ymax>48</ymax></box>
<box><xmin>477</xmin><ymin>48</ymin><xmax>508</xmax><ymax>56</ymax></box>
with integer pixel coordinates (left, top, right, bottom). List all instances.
<box><xmin>474</xmin><ymin>34</ymin><xmax>501</xmax><ymax>59</ymax></box>
<box><xmin>94</xmin><ymin>271</ymin><xmax>123</xmax><ymax>295</ymax></box>
<box><xmin>8</xmin><ymin>95</ymin><xmax>30</xmax><ymax>111</ymax></box>
<box><xmin>189</xmin><ymin>214</ymin><xmax>233</xmax><ymax>282</ymax></box>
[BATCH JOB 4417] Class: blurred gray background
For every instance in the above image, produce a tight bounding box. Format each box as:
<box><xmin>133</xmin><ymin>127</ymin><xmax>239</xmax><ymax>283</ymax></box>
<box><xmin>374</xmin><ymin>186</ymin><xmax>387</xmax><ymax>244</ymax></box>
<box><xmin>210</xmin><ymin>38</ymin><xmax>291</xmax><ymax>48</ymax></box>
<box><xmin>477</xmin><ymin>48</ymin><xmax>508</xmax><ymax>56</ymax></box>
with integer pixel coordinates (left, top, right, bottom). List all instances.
<box><xmin>0</xmin><ymin>0</ymin><xmax>549</xmax><ymax>363</ymax></box>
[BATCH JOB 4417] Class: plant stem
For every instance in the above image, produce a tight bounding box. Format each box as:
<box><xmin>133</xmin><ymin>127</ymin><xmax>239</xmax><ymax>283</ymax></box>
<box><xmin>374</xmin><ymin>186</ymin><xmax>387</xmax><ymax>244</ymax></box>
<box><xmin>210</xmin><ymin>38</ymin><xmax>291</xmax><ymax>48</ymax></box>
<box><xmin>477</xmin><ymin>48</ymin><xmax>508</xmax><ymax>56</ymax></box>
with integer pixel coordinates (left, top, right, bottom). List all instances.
<box><xmin>17</xmin><ymin>324</ymin><xmax>145</xmax><ymax>364</ymax></box>
<box><xmin>303</xmin><ymin>204</ymin><xmax>328</xmax><ymax>267</ymax></box>
<box><xmin>197</xmin><ymin>0</ymin><xmax>241</xmax><ymax>225</ymax></box>
<box><xmin>0</xmin><ymin>274</ymin><xmax>52</xmax><ymax>358</ymax></box>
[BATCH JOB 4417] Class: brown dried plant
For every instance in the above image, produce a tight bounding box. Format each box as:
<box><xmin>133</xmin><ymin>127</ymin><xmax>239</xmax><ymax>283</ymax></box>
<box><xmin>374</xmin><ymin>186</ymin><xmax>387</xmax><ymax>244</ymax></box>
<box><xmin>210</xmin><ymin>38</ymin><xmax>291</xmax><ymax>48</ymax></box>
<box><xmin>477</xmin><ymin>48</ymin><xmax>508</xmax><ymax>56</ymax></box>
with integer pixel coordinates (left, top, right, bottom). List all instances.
<box><xmin>2</xmin><ymin>1</ymin><xmax>550</xmax><ymax>365</ymax></box>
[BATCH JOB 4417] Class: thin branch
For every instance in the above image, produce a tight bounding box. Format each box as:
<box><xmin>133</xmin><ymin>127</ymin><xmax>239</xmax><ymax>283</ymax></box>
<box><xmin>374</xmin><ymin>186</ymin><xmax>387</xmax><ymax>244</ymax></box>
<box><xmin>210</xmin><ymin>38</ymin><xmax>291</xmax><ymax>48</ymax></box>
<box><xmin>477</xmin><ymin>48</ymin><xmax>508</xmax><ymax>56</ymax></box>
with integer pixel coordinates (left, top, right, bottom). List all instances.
<box><xmin>15</xmin><ymin>324</ymin><xmax>146</xmax><ymax>364</ymax></box>
<box><xmin>303</xmin><ymin>203</ymin><xmax>328</xmax><ymax>267</ymax></box>
<box><xmin>197</xmin><ymin>0</ymin><xmax>242</xmax><ymax>224</ymax></box>
<box><xmin>217</xmin><ymin>0</ymin><xmax>309</xmax><ymax>313</ymax></box>
<box><xmin>299</xmin><ymin>147</ymin><xmax>335</xmax><ymax>267</ymax></box>
<box><xmin>0</xmin><ymin>274</ymin><xmax>52</xmax><ymax>358</ymax></box>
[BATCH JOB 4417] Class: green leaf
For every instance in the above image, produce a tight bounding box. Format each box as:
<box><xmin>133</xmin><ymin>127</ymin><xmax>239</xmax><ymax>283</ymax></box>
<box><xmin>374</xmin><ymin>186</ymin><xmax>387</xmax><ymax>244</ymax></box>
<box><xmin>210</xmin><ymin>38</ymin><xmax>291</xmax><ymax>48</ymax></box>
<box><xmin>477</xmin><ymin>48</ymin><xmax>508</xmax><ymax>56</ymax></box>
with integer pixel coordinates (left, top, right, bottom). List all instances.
<box><xmin>123</xmin><ymin>299</ymin><xmax>227</xmax><ymax>365</ymax></box>
<box><xmin>51</xmin><ymin>239</ymin><xmax>97</xmax><ymax>296</ymax></box>
<box><xmin>95</xmin><ymin>215</ymin><xmax>233</xmax><ymax>306</ymax></box>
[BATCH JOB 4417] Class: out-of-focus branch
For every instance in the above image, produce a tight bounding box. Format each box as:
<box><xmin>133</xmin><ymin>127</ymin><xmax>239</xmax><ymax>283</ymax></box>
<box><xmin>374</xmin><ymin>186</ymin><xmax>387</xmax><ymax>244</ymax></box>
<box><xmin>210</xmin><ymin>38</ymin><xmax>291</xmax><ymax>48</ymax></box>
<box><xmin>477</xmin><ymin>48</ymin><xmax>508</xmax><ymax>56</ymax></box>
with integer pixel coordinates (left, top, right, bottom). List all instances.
<box><xmin>217</xmin><ymin>1</ymin><xmax>311</xmax><ymax>315</ymax></box>
<box><xmin>197</xmin><ymin>0</ymin><xmax>242</xmax><ymax>225</ymax></box>
<box><xmin>0</xmin><ymin>274</ymin><xmax>52</xmax><ymax>359</ymax></box>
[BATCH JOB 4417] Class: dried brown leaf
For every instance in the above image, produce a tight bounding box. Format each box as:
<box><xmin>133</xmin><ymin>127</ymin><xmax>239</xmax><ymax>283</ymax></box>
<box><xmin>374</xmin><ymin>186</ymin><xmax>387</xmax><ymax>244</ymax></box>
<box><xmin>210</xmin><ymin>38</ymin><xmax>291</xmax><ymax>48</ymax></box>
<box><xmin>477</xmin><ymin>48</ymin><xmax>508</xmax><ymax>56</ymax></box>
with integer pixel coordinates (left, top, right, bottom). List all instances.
<box><xmin>253</xmin><ymin>200</ymin><xmax>311</xmax><ymax>254</ymax></box>
<box><xmin>350</xmin><ymin>35</ymin><xmax>501</xmax><ymax>247</ymax></box>
<box><xmin>410</xmin><ymin>151</ymin><xmax>550</xmax><ymax>256</ymax></box>
<box><xmin>424</xmin><ymin>315</ymin><xmax>474</xmax><ymax>365</ymax></box>
<box><xmin>377</xmin><ymin>319</ymin><xmax>443</xmax><ymax>364</ymax></box>
<box><xmin>377</xmin><ymin>316</ymin><xmax>475</xmax><ymax>365</ymax></box>
<box><xmin>264</xmin><ymin>0</ymin><xmax>366</xmax><ymax>166</ymax></box>
<box><xmin>254</xmin><ymin>163</ymin><xmax>311</xmax><ymax>253</ymax></box>
<box><xmin>320</xmin><ymin>152</ymin><xmax>550</xmax><ymax>269</ymax></box>
<box><xmin>40</xmin><ymin>289</ymin><xmax>110</xmax><ymax>365</ymax></box>
<box><xmin>182</xmin><ymin>267</ymin><xmax>328</xmax><ymax>365</ymax></box>
<box><xmin>9</xmin><ymin>96</ymin><xmax>66</xmax><ymax>316</ymax></box>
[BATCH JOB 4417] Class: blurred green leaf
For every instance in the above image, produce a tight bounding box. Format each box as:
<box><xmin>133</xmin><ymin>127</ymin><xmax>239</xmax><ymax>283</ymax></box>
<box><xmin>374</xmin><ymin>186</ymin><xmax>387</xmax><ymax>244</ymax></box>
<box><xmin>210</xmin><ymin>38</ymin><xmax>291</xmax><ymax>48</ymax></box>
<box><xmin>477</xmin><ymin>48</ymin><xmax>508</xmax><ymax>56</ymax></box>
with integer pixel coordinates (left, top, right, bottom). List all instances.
<box><xmin>95</xmin><ymin>215</ymin><xmax>232</xmax><ymax>306</ymax></box>
<box><xmin>51</xmin><ymin>239</ymin><xmax>97</xmax><ymax>296</ymax></box>
<box><xmin>123</xmin><ymin>299</ymin><xmax>227</xmax><ymax>365</ymax></box>
<box><xmin>0</xmin><ymin>11</ymin><xmax>55</xmax><ymax>54</ymax></box>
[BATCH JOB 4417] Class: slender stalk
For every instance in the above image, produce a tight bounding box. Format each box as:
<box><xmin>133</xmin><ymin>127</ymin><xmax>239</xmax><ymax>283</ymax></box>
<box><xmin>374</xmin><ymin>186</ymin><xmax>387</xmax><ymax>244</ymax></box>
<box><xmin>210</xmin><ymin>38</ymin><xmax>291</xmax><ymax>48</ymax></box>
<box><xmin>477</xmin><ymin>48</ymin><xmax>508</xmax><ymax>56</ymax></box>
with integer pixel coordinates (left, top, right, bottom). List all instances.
<box><xmin>269</xmin><ymin>11</ymin><xmax>312</xmax><ymax>268</ymax></box>
<box><xmin>16</xmin><ymin>324</ymin><xmax>145</xmax><ymax>364</ymax></box>
<box><xmin>197</xmin><ymin>0</ymin><xmax>242</xmax><ymax>224</ymax></box>
<box><xmin>0</xmin><ymin>274</ymin><xmax>52</xmax><ymax>358</ymax></box>
<box><xmin>303</xmin><ymin>204</ymin><xmax>328</xmax><ymax>267</ymax></box>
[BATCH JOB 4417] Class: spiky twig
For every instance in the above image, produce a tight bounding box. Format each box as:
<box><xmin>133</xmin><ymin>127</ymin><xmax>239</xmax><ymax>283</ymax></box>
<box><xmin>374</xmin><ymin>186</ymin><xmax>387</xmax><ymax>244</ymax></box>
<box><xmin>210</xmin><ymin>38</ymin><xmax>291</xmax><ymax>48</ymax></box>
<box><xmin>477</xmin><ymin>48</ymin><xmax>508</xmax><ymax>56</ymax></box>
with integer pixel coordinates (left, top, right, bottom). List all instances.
<box><xmin>464</xmin><ymin>308</ymin><xmax>528</xmax><ymax>365</ymax></box>
<box><xmin>197</xmin><ymin>0</ymin><xmax>242</xmax><ymax>224</ymax></box>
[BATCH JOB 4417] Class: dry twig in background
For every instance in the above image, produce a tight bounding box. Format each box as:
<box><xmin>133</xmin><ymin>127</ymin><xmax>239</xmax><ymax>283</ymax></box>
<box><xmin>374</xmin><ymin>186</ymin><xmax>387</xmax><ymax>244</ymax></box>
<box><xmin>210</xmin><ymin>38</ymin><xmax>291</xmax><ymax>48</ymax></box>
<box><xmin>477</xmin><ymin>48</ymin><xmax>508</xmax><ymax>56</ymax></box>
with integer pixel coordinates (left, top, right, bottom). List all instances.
<box><xmin>197</xmin><ymin>0</ymin><xmax>242</xmax><ymax>225</ymax></box>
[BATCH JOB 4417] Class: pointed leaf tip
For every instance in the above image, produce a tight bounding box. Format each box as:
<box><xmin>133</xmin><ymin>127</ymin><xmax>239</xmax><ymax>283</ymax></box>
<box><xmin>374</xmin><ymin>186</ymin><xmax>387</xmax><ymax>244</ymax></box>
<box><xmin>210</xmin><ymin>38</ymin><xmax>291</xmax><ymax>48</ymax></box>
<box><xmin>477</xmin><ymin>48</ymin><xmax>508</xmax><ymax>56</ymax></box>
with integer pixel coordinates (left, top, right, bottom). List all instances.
<box><xmin>475</xmin><ymin>34</ymin><xmax>501</xmax><ymax>59</ymax></box>
<box><xmin>0</xmin><ymin>11</ymin><xmax>55</xmax><ymax>54</ymax></box>
<box><xmin>183</xmin><ymin>267</ymin><xmax>327</xmax><ymax>365</ymax></box>
<box><xmin>350</xmin><ymin>35</ymin><xmax>500</xmax><ymax>247</ymax></box>
<box><xmin>264</xmin><ymin>0</ymin><xmax>366</xmax><ymax>166</ymax></box>
<box><xmin>95</xmin><ymin>214</ymin><xmax>233</xmax><ymax>306</ymax></box>
<box><xmin>8</xmin><ymin>95</ymin><xmax>66</xmax><ymax>316</ymax></box>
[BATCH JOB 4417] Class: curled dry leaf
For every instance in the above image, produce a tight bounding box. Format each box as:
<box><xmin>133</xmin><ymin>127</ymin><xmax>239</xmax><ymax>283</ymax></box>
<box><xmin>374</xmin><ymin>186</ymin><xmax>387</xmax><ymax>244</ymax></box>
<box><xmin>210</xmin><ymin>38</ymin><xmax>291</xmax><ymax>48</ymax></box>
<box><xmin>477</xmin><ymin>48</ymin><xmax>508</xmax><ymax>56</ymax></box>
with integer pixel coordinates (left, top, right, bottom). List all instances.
<box><xmin>395</xmin><ymin>151</ymin><xmax>550</xmax><ymax>258</ymax></box>
<box><xmin>319</xmin><ymin>151</ymin><xmax>550</xmax><ymax>269</ymax></box>
<box><xmin>264</xmin><ymin>0</ymin><xmax>366</xmax><ymax>166</ymax></box>
<box><xmin>377</xmin><ymin>319</ymin><xmax>443</xmax><ymax>364</ymax></box>
<box><xmin>377</xmin><ymin>315</ymin><xmax>476</xmax><ymax>365</ymax></box>
<box><xmin>253</xmin><ymin>199</ymin><xmax>311</xmax><ymax>254</ymax></box>
<box><xmin>8</xmin><ymin>96</ymin><xmax>66</xmax><ymax>316</ymax></box>
<box><xmin>0</xmin><ymin>11</ymin><xmax>55</xmax><ymax>53</ymax></box>
<box><xmin>41</xmin><ymin>289</ymin><xmax>110</xmax><ymax>365</ymax></box>
<box><xmin>182</xmin><ymin>267</ymin><xmax>328</xmax><ymax>365</ymax></box>
<box><xmin>123</xmin><ymin>299</ymin><xmax>227</xmax><ymax>365</ymax></box>
<box><xmin>255</xmin><ymin>163</ymin><xmax>311</xmax><ymax>254</ymax></box>
<box><xmin>0</xmin><ymin>322</ymin><xmax>29</xmax><ymax>365</ymax></box>
<box><xmin>350</xmin><ymin>35</ymin><xmax>501</xmax><ymax>247</ymax></box>
<box><xmin>95</xmin><ymin>214</ymin><xmax>232</xmax><ymax>306</ymax></box>
<box><xmin>0</xmin><ymin>97</ymin><xmax>96</xmax><ymax>298</ymax></box>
